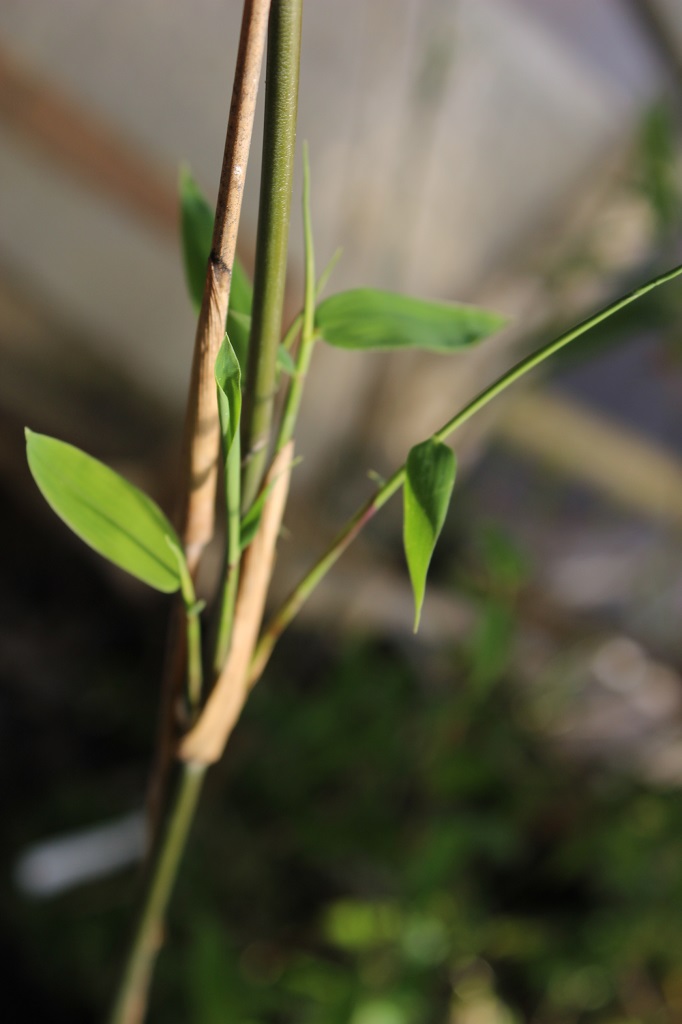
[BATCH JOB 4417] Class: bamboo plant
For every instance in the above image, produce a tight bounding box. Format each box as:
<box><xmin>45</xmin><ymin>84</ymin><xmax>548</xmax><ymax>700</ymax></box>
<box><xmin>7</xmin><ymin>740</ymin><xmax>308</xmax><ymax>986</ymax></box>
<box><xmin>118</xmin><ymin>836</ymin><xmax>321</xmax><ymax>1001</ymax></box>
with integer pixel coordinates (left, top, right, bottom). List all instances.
<box><xmin>23</xmin><ymin>1</ymin><xmax>682</xmax><ymax>1021</ymax></box>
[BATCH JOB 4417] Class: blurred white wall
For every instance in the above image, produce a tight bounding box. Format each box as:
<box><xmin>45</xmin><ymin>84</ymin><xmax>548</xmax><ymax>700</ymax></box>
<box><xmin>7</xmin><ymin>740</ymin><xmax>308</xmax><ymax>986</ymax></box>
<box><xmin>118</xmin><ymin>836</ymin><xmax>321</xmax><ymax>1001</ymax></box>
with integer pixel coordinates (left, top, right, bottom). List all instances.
<box><xmin>0</xmin><ymin>0</ymin><xmax>675</xmax><ymax>476</ymax></box>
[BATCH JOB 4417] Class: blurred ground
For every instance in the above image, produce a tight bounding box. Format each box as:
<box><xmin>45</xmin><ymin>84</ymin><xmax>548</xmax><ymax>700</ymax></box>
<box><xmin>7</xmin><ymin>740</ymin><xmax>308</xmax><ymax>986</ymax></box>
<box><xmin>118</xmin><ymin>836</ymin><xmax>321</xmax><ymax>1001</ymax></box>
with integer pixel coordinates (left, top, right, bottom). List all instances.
<box><xmin>3</xmin><ymin>1</ymin><xmax>682</xmax><ymax>1022</ymax></box>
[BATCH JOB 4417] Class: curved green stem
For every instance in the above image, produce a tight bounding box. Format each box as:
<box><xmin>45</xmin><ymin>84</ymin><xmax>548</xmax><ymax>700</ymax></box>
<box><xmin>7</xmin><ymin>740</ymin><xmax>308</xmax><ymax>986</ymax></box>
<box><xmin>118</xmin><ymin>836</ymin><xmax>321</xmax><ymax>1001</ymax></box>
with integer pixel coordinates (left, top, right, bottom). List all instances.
<box><xmin>213</xmin><ymin>433</ymin><xmax>242</xmax><ymax>673</ymax></box>
<box><xmin>251</xmin><ymin>261</ymin><xmax>682</xmax><ymax>678</ymax></box>
<box><xmin>166</xmin><ymin>539</ymin><xmax>204</xmax><ymax>714</ymax></box>
<box><xmin>107</xmin><ymin>762</ymin><xmax>206</xmax><ymax>1024</ymax></box>
<box><xmin>185</xmin><ymin>610</ymin><xmax>203</xmax><ymax>715</ymax></box>
<box><xmin>279</xmin><ymin>246</ymin><xmax>344</xmax><ymax>355</ymax></box>
<box><xmin>242</xmin><ymin>0</ymin><xmax>303</xmax><ymax>511</ymax></box>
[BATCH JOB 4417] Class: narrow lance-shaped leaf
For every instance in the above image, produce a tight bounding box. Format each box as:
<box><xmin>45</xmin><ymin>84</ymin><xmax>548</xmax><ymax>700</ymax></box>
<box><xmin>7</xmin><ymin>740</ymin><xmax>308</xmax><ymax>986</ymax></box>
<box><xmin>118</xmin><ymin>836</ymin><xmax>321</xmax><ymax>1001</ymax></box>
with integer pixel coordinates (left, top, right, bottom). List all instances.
<box><xmin>179</xmin><ymin>166</ymin><xmax>253</xmax><ymax>369</ymax></box>
<box><xmin>403</xmin><ymin>439</ymin><xmax>457</xmax><ymax>631</ymax></box>
<box><xmin>239</xmin><ymin>486</ymin><xmax>271</xmax><ymax>551</ymax></box>
<box><xmin>179</xmin><ymin>166</ymin><xmax>215</xmax><ymax>312</ymax></box>
<box><xmin>239</xmin><ymin>455</ymin><xmax>301</xmax><ymax>551</ymax></box>
<box><xmin>276</xmin><ymin>345</ymin><xmax>297</xmax><ymax>376</ymax></box>
<box><xmin>316</xmin><ymin>288</ymin><xmax>505</xmax><ymax>353</ymax></box>
<box><xmin>215</xmin><ymin>334</ymin><xmax>242</xmax><ymax>457</ymax></box>
<box><xmin>25</xmin><ymin>429</ymin><xmax>182</xmax><ymax>593</ymax></box>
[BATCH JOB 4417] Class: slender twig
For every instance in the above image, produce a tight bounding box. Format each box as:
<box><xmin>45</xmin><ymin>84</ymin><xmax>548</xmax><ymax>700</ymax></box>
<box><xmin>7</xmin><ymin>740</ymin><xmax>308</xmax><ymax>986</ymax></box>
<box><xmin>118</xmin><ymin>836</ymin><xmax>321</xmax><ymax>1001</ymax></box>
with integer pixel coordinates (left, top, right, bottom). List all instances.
<box><xmin>179</xmin><ymin>0</ymin><xmax>271</xmax><ymax>572</ymax></box>
<box><xmin>278</xmin><ymin>246</ymin><xmax>344</xmax><ymax>354</ymax></box>
<box><xmin>213</xmin><ymin>432</ymin><xmax>243</xmax><ymax>673</ymax></box>
<box><xmin>249</xmin><ymin>261</ymin><xmax>682</xmax><ymax>681</ymax></box>
<box><xmin>107</xmin><ymin>763</ymin><xmax>207</xmax><ymax>1024</ymax></box>
<box><xmin>241</xmin><ymin>0</ymin><xmax>303</xmax><ymax>512</ymax></box>
<box><xmin>167</xmin><ymin>538</ymin><xmax>204</xmax><ymax>715</ymax></box>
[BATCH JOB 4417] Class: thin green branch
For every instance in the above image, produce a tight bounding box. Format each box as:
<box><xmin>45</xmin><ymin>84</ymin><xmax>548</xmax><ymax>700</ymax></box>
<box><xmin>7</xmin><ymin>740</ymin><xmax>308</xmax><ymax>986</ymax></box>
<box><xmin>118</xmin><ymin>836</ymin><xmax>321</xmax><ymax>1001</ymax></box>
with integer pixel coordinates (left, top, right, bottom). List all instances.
<box><xmin>107</xmin><ymin>762</ymin><xmax>206</xmax><ymax>1024</ymax></box>
<box><xmin>242</xmin><ymin>0</ymin><xmax>303</xmax><ymax>511</ymax></box>
<box><xmin>250</xmin><ymin>261</ymin><xmax>682</xmax><ymax>679</ymax></box>
<box><xmin>166</xmin><ymin>538</ymin><xmax>204</xmax><ymax>714</ymax></box>
<box><xmin>213</xmin><ymin>432</ymin><xmax>242</xmax><ymax>673</ymax></box>
<box><xmin>185</xmin><ymin>610</ymin><xmax>203</xmax><ymax>715</ymax></box>
<box><xmin>279</xmin><ymin>246</ymin><xmax>344</xmax><ymax>354</ymax></box>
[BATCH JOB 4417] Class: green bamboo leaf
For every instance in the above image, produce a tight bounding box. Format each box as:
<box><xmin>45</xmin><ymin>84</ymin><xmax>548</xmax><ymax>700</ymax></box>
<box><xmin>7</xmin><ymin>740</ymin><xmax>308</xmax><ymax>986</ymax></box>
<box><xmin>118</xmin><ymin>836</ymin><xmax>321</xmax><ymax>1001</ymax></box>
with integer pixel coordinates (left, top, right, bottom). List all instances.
<box><xmin>227</xmin><ymin>309</ymin><xmax>251</xmax><ymax>374</ymax></box>
<box><xmin>215</xmin><ymin>334</ymin><xmax>242</xmax><ymax>456</ymax></box>
<box><xmin>25</xmin><ymin>429</ymin><xmax>182</xmax><ymax>593</ymax></box>
<box><xmin>239</xmin><ymin>455</ymin><xmax>302</xmax><ymax>550</ymax></box>
<box><xmin>230</xmin><ymin>255</ymin><xmax>253</xmax><ymax>317</ymax></box>
<box><xmin>276</xmin><ymin>345</ymin><xmax>297</xmax><ymax>376</ymax></box>
<box><xmin>403</xmin><ymin>439</ymin><xmax>456</xmax><ymax>632</ymax></box>
<box><xmin>179</xmin><ymin>167</ymin><xmax>253</xmax><ymax>369</ymax></box>
<box><xmin>316</xmin><ymin>289</ymin><xmax>505</xmax><ymax>352</ymax></box>
<box><xmin>239</xmin><ymin>490</ymin><xmax>270</xmax><ymax>551</ymax></box>
<box><xmin>179</xmin><ymin>166</ymin><xmax>215</xmax><ymax>313</ymax></box>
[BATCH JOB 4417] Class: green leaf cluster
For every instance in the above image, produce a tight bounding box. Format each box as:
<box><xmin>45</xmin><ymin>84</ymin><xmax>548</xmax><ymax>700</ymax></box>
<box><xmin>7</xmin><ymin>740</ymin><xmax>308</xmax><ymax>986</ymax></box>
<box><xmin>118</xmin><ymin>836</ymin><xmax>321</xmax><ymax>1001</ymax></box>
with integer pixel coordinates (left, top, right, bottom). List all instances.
<box><xmin>25</xmin><ymin>165</ymin><xmax>682</xmax><ymax>672</ymax></box>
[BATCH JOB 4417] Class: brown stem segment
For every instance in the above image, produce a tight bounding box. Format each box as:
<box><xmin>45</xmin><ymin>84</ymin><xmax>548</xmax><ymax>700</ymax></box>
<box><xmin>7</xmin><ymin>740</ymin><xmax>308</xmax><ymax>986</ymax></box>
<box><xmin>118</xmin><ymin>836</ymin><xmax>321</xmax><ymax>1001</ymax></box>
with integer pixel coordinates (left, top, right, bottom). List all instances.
<box><xmin>179</xmin><ymin>0</ymin><xmax>271</xmax><ymax>573</ymax></box>
<box><xmin>180</xmin><ymin>442</ymin><xmax>294</xmax><ymax>764</ymax></box>
<box><xmin>147</xmin><ymin>0</ymin><xmax>271</xmax><ymax>845</ymax></box>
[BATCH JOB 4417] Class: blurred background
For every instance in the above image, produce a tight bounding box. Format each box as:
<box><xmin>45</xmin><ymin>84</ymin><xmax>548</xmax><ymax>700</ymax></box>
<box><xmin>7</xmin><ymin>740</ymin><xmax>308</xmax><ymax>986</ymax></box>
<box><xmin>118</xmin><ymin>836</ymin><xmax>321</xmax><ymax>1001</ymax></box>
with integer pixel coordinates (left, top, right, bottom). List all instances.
<box><xmin>3</xmin><ymin>0</ymin><xmax>682</xmax><ymax>1020</ymax></box>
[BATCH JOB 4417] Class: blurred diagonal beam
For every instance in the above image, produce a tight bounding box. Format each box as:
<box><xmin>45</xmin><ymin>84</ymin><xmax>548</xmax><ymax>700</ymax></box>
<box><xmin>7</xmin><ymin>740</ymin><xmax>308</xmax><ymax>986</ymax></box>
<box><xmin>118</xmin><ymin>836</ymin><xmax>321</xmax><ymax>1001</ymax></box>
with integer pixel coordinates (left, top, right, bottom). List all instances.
<box><xmin>0</xmin><ymin>41</ymin><xmax>177</xmax><ymax>234</ymax></box>
<box><xmin>623</xmin><ymin>0</ymin><xmax>682</xmax><ymax>90</ymax></box>
<box><xmin>498</xmin><ymin>389</ymin><xmax>682</xmax><ymax>526</ymax></box>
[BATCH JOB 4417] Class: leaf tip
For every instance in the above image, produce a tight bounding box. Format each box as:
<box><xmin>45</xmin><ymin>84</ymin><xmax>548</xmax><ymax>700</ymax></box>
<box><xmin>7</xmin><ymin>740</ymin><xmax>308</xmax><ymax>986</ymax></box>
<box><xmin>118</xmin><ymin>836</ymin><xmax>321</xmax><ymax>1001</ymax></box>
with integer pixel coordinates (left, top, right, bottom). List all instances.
<box><xmin>178</xmin><ymin>162</ymin><xmax>194</xmax><ymax>191</ymax></box>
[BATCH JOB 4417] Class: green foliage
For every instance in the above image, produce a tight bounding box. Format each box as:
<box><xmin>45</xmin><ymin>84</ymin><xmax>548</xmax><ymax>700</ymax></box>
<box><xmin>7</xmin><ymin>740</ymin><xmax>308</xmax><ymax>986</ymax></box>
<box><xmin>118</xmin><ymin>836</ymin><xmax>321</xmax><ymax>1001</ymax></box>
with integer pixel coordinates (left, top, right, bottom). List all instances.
<box><xmin>179</xmin><ymin>166</ymin><xmax>253</xmax><ymax>369</ymax></box>
<box><xmin>25</xmin><ymin>429</ymin><xmax>182</xmax><ymax>593</ymax></box>
<box><xmin>231</xmin><ymin>257</ymin><xmax>254</xmax><ymax>322</ymax></box>
<box><xmin>215</xmin><ymin>334</ymin><xmax>242</xmax><ymax>456</ymax></box>
<box><xmin>403</xmin><ymin>439</ymin><xmax>456</xmax><ymax>631</ymax></box>
<box><xmin>239</xmin><ymin>485</ymin><xmax>272</xmax><ymax>551</ymax></box>
<box><xmin>13</xmin><ymin>532</ymin><xmax>682</xmax><ymax>1024</ymax></box>
<box><xmin>179</xmin><ymin>166</ymin><xmax>215</xmax><ymax>312</ymax></box>
<box><xmin>158</xmin><ymin>632</ymin><xmax>682</xmax><ymax>1024</ymax></box>
<box><xmin>639</xmin><ymin>101</ymin><xmax>681</xmax><ymax>235</ymax></box>
<box><xmin>315</xmin><ymin>289</ymin><xmax>506</xmax><ymax>352</ymax></box>
<box><xmin>19</xmin><ymin>12</ymin><xmax>682</xmax><ymax>1024</ymax></box>
<box><xmin>276</xmin><ymin>345</ymin><xmax>298</xmax><ymax>376</ymax></box>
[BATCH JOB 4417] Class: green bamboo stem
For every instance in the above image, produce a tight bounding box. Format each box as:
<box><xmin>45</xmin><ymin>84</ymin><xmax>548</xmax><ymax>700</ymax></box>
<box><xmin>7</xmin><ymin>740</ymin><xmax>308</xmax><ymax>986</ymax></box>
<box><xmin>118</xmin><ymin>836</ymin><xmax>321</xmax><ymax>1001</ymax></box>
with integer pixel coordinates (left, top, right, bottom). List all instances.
<box><xmin>277</xmin><ymin>141</ymin><xmax>317</xmax><ymax>450</ymax></box>
<box><xmin>242</xmin><ymin>0</ymin><xmax>303</xmax><ymax>511</ymax></box>
<box><xmin>250</xmin><ymin>261</ymin><xmax>682</xmax><ymax>680</ymax></box>
<box><xmin>185</xmin><ymin>610</ymin><xmax>203</xmax><ymax>714</ymax></box>
<box><xmin>107</xmin><ymin>762</ymin><xmax>207</xmax><ymax>1024</ymax></box>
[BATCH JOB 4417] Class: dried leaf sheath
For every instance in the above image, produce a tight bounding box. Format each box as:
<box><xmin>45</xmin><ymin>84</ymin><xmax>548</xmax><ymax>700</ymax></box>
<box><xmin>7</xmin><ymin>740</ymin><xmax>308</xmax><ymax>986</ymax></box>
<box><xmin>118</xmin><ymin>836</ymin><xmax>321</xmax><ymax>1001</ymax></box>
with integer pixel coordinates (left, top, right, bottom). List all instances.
<box><xmin>179</xmin><ymin>442</ymin><xmax>294</xmax><ymax>764</ymax></box>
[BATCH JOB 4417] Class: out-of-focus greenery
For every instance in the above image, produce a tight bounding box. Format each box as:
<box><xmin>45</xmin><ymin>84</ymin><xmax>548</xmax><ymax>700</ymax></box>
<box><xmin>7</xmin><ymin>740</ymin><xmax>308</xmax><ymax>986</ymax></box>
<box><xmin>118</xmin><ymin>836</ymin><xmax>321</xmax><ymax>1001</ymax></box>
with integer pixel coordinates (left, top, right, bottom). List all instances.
<box><xmin>6</xmin><ymin>499</ymin><xmax>682</xmax><ymax>1023</ymax></box>
<box><xmin>639</xmin><ymin>102</ymin><xmax>681</xmax><ymax>239</ymax></box>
